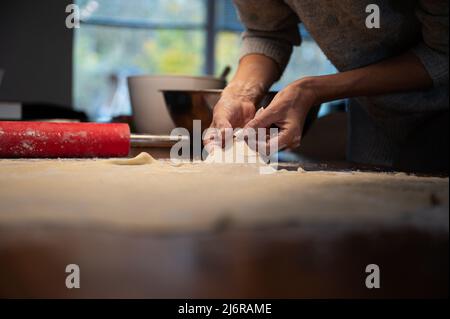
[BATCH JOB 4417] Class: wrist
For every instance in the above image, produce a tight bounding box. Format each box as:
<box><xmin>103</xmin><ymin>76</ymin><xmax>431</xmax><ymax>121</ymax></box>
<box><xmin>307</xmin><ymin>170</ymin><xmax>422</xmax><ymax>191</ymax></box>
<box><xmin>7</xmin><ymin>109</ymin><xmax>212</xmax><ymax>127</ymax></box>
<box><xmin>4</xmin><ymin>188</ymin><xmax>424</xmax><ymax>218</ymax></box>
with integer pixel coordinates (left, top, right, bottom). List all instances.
<box><xmin>222</xmin><ymin>80</ymin><xmax>266</xmax><ymax>104</ymax></box>
<box><xmin>291</xmin><ymin>77</ymin><xmax>322</xmax><ymax>107</ymax></box>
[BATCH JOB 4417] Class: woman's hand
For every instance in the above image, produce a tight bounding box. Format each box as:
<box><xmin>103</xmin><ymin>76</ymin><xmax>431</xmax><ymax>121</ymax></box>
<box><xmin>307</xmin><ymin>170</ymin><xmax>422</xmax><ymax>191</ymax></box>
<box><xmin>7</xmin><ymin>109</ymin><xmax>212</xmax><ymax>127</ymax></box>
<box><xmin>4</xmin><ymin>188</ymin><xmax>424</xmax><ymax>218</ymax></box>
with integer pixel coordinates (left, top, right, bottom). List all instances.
<box><xmin>205</xmin><ymin>49</ymin><xmax>435</xmax><ymax>153</ymax></box>
<box><xmin>244</xmin><ymin>78</ymin><xmax>318</xmax><ymax>150</ymax></box>
<box><xmin>244</xmin><ymin>51</ymin><xmax>435</xmax><ymax>151</ymax></box>
<box><xmin>203</xmin><ymin>81</ymin><xmax>265</xmax><ymax>149</ymax></box>
<box><xmin>203</xmin><ymin>54</ymin><xmax>281</xmax><ymax>149</ymax></box>
<box><xmin>210</xmin><ymin>82</ymin><xmax>262</xmax><ymax>132</ymax></box>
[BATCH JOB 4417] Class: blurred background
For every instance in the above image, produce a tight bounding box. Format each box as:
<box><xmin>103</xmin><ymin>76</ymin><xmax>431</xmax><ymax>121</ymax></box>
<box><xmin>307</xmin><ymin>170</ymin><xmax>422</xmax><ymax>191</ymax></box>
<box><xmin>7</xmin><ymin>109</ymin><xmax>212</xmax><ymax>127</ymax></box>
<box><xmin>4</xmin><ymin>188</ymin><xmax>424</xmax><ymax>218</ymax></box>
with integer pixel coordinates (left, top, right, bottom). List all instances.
<box><xmin>0</xmin><ymin>0</ymin><xmax>336</xmax><ymax>122</ymax></box>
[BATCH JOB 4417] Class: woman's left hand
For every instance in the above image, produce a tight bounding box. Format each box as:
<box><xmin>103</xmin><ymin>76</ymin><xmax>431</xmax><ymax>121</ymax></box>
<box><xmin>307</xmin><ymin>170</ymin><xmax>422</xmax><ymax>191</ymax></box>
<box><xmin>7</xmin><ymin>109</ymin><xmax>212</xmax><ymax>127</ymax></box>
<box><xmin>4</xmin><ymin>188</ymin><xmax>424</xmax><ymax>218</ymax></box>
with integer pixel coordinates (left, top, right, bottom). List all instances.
<box><xmin>244</xmin><ymin>77</ymin><xmax>318</xmax><ymax>151</ymax></box>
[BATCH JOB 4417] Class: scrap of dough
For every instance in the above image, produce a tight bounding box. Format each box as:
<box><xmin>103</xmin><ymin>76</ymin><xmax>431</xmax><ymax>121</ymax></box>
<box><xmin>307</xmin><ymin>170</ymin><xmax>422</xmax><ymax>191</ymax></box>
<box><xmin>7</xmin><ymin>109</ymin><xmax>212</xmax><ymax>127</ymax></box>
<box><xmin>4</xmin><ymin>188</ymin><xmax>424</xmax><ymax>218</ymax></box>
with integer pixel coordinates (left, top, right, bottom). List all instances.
<box><xmin>205</xmin><ymin>139</ymin><xmax>265</xmax><ymax>164</ymax></box>
<box><xmin>108</xmin><ymin>152</ymin><xmax>157</xmax><ymax>166</ymax></box>
<box><xmin>205</xmin><ymin>138</ymin><xmax>277</xmax><ymax>174</ymax></box>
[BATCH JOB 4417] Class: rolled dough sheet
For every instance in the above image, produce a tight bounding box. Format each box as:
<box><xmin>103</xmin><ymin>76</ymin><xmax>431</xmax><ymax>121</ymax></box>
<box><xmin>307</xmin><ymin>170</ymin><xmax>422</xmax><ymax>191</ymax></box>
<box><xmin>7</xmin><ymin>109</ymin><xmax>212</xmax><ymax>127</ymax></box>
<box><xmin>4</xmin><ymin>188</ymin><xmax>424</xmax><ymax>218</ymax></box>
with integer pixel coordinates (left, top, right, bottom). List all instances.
<box><xmin>0</xmin><ymin>158</ymin><xmax>448</xmax><ymax>234</ymax></box>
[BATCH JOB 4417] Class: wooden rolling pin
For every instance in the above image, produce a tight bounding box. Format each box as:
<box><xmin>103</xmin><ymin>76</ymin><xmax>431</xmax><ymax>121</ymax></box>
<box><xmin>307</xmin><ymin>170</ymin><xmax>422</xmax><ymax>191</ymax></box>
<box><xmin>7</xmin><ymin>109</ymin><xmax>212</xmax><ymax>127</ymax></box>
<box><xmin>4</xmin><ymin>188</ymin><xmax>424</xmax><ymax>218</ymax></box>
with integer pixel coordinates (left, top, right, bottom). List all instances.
<box><xmin>0</xmin><ymin>121</ymin><xmax>188</xmax><ymax>158</ymax></box>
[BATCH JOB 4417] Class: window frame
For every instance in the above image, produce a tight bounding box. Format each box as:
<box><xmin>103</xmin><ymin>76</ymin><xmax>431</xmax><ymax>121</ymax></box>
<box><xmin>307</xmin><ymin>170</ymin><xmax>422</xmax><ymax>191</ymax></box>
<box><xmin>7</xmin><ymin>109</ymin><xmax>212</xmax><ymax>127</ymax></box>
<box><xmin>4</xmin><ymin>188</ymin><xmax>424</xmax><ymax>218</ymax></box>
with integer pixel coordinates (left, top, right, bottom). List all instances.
<box><xmin>79</xmin><ymin>0</ymin><xmax>243</xmax><ymax>75</ymax></box>
<box><xmin>79</xmin><ymin>0</ymin><xmax>315</xmax><ymax>75</ymax></box>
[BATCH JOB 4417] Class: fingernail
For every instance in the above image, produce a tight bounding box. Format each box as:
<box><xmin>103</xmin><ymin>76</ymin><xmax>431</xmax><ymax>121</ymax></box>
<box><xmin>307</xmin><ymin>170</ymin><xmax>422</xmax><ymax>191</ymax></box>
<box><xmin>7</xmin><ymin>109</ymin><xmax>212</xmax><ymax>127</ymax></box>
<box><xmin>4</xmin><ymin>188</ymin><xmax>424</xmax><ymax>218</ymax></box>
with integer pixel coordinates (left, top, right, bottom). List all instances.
<box><xmin>255</xmin><ymin>107</ymin><xmax>265</xmax><ymax>116</ymax></box>
<box><xmin>234</xmin><ymin>129</ymin><xmax>245</xmax><ymax>140</ymax></box>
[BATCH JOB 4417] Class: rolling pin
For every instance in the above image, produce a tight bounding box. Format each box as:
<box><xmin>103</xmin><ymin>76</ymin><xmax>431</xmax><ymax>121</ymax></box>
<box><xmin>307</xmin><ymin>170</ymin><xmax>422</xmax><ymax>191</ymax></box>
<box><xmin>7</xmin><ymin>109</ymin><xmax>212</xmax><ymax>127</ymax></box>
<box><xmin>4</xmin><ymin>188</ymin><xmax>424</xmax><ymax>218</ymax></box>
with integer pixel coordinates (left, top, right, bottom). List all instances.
<box><xmin>0</xmin><ymin>121</ymin><xmax>188</xmax><ymax>158</ymax></box>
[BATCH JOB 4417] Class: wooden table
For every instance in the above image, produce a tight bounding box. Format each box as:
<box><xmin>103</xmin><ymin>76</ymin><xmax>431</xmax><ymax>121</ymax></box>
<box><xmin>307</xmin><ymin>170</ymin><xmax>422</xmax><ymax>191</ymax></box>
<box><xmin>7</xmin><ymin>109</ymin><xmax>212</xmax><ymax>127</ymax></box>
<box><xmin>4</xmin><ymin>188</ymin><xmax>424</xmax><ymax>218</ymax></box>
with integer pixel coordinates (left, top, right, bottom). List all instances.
<box><xmin>0</xmin><ymin>160</ymin><xmax>448</xmax><ymax>298</ymax></box>
<box><xmin>0</xmin><ymin>223</ymin><xmax>447</xmax><ymax>298</ymax></box>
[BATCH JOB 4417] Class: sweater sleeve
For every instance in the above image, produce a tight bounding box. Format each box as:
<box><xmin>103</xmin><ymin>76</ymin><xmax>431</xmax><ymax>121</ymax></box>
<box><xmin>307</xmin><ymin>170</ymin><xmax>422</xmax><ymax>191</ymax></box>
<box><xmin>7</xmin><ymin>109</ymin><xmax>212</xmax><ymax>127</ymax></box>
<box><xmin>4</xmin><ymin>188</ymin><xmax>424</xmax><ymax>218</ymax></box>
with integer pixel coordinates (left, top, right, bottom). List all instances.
<box><xmin>411</xmin><ymin>0</ymin><xmax>449</xmax><ymax>87</ymax></box>
<box><xmin>233</xmin><ymin>0</ymin><xmax>301</xmax><ymax>77</ymax></box>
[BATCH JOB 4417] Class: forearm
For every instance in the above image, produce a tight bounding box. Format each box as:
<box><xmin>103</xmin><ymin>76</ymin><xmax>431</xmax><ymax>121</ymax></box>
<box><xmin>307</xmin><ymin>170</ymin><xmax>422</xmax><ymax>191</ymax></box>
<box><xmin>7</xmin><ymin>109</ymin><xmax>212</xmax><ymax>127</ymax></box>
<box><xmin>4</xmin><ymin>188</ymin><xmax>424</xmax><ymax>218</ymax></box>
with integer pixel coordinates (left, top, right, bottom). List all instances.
<box><xmin>224</xmin><ymin>54</ymin><xmax>280</xmax><ymax>103</ymax></box>
<box><xmin>299</xmin><ymin>52</ymin><xmax>434</xmax><ymax>105</ymax></box>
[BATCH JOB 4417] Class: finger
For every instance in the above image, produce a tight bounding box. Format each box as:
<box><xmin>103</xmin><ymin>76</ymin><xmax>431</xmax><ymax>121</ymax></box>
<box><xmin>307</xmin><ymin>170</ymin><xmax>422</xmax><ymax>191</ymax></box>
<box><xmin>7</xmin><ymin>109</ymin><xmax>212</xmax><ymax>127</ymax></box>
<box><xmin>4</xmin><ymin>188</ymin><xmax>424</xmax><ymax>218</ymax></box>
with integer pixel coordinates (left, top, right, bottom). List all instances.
<box><xmin>204</xmin><ymin>141</ymin><xmax>221</xmax><ymax>156</ymax></box>
<box><xmin>267</xmin><ymin>128</ymin><xmax>302</xmax><ymax>152</ymax></box>
<box><xmin>244</xmin><ymin>107</ymin><xmax>279</xmax><ymax>130</ymax></box>
<box><xmin>203</xmin><ymin>128</ymin><xmax>222</xmax><ymax>149</ymax></box>
<box><xmin>211</xmin><ymin>117</ymin><xmax>232</xmax><ymax>130</ymax></box>
<box><xmin>207</xmin><ymin>118</ymin><xmax>232</xmax><ymax>136</ymax></box>
<box><xmin>254</xmin><ymin>107</ymin><xmax>265</xmax><ymax>117</ymax></box>
<box><xmin>203</xmin><ymin>118</ymin><xmax>233</xmax><ymax>150</ymax></box>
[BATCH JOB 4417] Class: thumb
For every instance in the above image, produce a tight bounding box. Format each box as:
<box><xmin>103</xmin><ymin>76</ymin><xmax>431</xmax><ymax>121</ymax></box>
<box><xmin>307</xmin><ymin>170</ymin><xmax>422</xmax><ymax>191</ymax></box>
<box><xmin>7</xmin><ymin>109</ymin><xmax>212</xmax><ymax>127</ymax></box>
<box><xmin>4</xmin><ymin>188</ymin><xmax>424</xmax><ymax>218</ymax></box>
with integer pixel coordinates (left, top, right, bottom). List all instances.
<box><xmin>244</xmin><ymin>107</ymin><xmax>278</xmax><ymax>130</ymax></box>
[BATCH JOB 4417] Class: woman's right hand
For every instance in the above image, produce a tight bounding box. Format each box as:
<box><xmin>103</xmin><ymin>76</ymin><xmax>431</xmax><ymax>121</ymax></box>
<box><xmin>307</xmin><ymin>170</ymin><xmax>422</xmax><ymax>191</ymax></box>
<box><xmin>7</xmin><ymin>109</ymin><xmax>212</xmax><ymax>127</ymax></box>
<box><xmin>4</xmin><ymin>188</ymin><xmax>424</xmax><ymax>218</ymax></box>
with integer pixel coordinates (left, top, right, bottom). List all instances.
<box><xmin>203</xmin><ymin>83</ymin><xmax>260</xmax><ymax>150</ymax></box>
<box><xmin>211</xmin><ymin>82</ymin><xmax>262</xmax><ymax>131</ymax></box>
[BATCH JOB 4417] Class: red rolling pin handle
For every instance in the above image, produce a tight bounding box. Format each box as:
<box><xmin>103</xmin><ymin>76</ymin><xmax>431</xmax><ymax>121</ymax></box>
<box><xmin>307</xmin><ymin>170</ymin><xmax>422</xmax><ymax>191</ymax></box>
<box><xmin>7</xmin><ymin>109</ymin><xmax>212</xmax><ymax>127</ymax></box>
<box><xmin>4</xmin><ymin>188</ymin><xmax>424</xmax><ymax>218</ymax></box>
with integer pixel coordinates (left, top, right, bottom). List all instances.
<box><xmin>0</xmin><ymin>121</ymin><xmax>131</xmax><ymax>158</ymax></box>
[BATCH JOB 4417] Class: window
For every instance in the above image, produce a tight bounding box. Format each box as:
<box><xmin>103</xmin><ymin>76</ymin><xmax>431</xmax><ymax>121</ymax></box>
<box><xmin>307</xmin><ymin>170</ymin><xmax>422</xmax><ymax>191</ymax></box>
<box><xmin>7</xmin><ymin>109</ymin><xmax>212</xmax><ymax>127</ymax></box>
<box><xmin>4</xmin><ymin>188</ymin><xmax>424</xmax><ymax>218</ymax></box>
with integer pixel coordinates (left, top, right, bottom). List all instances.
<box><xmin>74</xmin><ymin>0</ymin><xmax>336</xmax><ymax>121</ymax></box>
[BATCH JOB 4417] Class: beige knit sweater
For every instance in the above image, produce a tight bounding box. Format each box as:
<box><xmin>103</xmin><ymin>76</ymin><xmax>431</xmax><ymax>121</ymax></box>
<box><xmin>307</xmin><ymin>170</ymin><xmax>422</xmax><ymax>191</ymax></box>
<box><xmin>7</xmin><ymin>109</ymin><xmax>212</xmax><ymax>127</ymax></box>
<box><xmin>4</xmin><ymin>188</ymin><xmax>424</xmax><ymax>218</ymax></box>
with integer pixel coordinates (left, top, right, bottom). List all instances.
<box><xmin>234</xmin><ymin>0</ymin><xmax>449</xmax><ymax>171</ymax></box>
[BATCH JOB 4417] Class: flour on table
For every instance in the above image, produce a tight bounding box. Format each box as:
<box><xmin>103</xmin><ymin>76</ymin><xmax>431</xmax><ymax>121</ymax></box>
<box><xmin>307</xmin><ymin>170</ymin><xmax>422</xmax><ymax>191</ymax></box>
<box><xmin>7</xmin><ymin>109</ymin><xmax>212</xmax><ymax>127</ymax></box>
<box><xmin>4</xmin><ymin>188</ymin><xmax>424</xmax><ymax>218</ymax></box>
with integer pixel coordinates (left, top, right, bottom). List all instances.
<box><xmin>0</xmin><ymin>156</ymin><xmax>448</xmax><ymax>234</ymax></box>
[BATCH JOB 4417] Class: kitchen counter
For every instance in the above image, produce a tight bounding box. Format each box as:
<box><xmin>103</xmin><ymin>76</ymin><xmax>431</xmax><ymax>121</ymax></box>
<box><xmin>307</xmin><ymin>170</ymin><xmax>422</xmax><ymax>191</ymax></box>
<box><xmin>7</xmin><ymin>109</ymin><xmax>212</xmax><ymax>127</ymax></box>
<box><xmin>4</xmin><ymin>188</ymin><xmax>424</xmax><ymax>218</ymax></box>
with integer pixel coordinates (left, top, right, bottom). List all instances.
<box><xmin>0</xmin><ymin>158</ymin><xmax>448</xmax><ymax>298</ymax></box>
